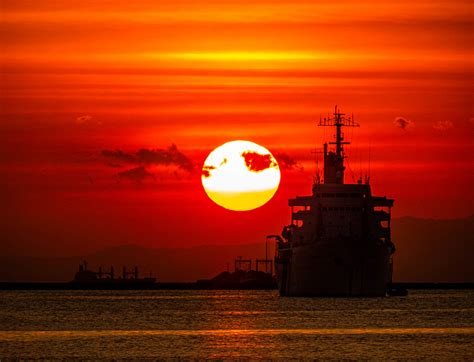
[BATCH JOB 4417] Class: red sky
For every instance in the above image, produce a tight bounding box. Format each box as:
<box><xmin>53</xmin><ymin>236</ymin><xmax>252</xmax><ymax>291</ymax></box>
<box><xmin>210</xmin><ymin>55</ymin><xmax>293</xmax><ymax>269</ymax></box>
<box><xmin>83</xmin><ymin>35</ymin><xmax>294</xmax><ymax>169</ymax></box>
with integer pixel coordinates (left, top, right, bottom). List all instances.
<box><xmin>1</xmin><ymin>0</ymin><xmax>473</xmax><ymax>257</ymax></box>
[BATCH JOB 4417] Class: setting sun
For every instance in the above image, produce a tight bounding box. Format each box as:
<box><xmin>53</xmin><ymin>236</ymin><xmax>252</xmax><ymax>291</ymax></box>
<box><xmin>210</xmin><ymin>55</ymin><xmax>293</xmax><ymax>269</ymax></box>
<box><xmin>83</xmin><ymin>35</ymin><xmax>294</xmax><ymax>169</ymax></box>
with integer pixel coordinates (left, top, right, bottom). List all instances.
<box><xmin>202</xmin><ymin>140</ymin><xmax>280</xmax><ymax>211</ymax></box>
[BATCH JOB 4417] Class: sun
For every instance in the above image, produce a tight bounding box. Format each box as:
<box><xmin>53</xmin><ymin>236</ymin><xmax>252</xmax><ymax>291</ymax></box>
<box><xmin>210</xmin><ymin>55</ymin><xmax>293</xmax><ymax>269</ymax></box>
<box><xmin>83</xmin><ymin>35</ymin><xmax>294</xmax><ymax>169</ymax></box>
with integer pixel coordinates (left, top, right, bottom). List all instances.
<box><xmin>202</xmin><ymin>140</ymin><xmax>281</xmax><ymax>211</ymax></box>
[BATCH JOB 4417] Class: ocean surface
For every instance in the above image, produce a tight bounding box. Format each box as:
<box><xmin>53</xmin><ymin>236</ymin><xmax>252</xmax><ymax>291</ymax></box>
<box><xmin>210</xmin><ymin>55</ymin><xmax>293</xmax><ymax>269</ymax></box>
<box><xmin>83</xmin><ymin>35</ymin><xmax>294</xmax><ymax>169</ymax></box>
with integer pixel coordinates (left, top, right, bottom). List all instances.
<box><xmin>0</xmin><ymin>290</ymin><xmax>473</xmax><ymax>359</ymax></box>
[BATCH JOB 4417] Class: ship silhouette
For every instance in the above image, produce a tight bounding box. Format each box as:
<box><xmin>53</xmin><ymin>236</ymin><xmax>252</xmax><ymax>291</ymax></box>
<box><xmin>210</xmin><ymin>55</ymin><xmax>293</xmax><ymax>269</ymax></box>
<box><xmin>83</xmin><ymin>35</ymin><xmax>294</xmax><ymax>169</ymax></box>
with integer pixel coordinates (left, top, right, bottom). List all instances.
<box><xmin>272</xmin><ymin>106</ymin><xmax>396</xmax><ymax>297</ymax></box>
<box><xmin>72</xmin><ymin>261</ymin><xmax>156</xmax><ymax>287</ymax></box>
<box><xmin>197</xmin><ymin>256</ymin><xmax>276</xmax><ymax>289</ymax></box>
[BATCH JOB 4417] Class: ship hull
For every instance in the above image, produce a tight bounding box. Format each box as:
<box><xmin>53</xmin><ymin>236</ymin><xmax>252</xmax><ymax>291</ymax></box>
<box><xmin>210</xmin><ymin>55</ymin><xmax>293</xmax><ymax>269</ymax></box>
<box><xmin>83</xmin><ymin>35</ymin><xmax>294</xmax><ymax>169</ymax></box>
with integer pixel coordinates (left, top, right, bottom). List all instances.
<box><xmin>275</xmin><ymin>240</ymin><xmax>392</xmax><ymax>297</ymax></box>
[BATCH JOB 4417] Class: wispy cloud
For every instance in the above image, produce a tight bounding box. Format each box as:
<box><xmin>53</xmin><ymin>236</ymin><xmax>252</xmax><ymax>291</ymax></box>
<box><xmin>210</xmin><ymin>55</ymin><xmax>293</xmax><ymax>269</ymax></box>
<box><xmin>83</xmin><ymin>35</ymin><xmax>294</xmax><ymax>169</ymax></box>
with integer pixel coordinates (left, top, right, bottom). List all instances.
<box><xmin>394</xmin><ymin>117</ymin><xmax>414</xmax><ymax>130</ymax></box>
<box><xmin>75</xmin><ymin>115</ymin><xmax>93</xmax><ymax>125</ymax></box>
<box><xmin>117</xmin><ymin>166</ymin><xmax>155</xmax><ymax>182</ymax></box>
<box><xmin>102</xmin><ymin>149</ymin><xmax>136</xmax><ymax>164</ymax></box>
<box><xmin>433</xmin><ymin>120</ymin><xmax>454</xmax><ymax>131</ymax></box>
<box><xmin>275</xmin><ymin>152</ymin><xmax>303</xmax><ymax>171</ymax></box>
<box><xmin>101</xmin><ymin>144</ymin><xmax>193</xmax><ymax>171</ymax></box>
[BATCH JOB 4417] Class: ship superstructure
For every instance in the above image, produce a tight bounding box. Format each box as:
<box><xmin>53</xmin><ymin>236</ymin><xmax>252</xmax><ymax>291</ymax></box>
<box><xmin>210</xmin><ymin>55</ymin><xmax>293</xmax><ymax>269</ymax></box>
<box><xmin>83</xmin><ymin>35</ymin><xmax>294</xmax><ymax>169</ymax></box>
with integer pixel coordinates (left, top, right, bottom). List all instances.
<box><xmin>273</xmin><ymin>106</ymin><xmax>395</xmax><ymax>296</ymax></box>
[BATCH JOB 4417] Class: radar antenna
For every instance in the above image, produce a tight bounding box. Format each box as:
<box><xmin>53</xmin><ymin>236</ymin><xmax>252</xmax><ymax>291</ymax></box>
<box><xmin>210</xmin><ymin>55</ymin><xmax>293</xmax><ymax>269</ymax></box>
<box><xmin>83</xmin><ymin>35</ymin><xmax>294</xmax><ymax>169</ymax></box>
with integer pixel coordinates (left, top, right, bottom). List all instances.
<box><xmin>318</xmin><ymin>105</ymin><xmax>359</xmax><ymax>184</ymax></box>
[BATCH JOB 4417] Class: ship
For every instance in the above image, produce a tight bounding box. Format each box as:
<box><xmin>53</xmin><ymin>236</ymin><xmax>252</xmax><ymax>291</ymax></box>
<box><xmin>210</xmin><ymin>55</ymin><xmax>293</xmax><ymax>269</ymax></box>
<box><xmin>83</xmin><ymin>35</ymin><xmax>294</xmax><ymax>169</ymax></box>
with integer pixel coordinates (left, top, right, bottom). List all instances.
<box><xmin>197</xmin><ymin>256</ymin><xmax>276</xmax><ymax>289</ymax></box>
<box><xmin>71</xmin><ymin>261</ymin><xmax>157</xmax><ymax>288</ymax></box>
<box><xmin>272</xmin><ymin>106</ymin><xmax>396</xmax><ymax>297</ymax></box>
<box><xmin>71</xmin><ymin>258</ymin><xmax>275</xmax><ymax>290</ymax></box>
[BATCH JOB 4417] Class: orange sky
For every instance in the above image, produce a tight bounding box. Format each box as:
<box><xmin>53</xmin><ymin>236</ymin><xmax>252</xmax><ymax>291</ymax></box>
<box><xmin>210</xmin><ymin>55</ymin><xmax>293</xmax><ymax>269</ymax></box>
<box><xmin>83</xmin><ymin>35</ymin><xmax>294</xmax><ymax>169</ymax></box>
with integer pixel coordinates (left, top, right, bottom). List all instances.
<box><xmin>1</xmin><ymin>0</ymin><xmax>473</xmax><ymax>256</ymax></box>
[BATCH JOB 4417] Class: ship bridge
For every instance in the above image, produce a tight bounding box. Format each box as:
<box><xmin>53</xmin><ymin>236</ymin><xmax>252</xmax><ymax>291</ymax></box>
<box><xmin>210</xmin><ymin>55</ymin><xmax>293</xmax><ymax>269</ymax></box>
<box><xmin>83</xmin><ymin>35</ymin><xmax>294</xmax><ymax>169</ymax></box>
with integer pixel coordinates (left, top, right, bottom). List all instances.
<box><xmin>284</xmin><ymin>106</ymin><xmax>394</xmax><ymax>246</ymax></box>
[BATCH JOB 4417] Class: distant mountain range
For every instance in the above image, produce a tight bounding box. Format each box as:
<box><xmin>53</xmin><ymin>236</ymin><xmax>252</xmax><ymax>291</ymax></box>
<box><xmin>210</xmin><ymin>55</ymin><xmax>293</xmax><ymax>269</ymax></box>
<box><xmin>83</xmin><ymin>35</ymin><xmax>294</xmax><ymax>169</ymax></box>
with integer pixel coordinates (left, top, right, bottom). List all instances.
<box><xmin>0</xmin><ymin>216</ymin><xmax>472</xmax><ymax>282</ymax></box>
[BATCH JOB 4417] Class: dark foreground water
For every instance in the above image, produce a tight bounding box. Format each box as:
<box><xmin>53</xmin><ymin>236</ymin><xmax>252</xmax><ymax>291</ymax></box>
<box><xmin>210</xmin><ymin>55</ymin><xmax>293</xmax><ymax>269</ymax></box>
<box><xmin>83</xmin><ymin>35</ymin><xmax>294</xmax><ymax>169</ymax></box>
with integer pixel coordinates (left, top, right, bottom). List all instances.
<box><xmin>0</xmin><ymin>290</ymin><xmax>473</xmax><ymax>359</ymax></box>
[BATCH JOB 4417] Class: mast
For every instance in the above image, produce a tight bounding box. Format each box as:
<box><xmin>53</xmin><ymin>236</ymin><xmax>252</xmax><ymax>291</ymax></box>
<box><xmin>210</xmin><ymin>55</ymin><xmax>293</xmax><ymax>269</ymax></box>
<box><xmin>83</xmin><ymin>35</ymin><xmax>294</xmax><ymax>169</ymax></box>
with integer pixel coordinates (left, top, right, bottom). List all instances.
<box><xmin>318</xmin><ymin>106</ymin><xmax>359</xmax><ymax>184</ymax></box>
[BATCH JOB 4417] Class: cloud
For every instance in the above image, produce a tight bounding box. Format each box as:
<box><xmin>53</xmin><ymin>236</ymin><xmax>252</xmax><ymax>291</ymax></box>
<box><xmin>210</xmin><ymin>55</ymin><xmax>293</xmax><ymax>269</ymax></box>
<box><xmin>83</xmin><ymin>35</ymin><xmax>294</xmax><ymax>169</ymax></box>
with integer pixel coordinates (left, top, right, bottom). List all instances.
<box><xmin>394</xmin><ymin>117</ymin><xmax>414</xmax><ymax>130</ymax></box>
<box><xmin>275</xmin><ymin>152</ymin><xmax>303</xmax><ymax>171</ymax></box>
<box><xmin>117</xmin><ymin>166</ymin><xmax>155</xmax><ymax>182</ymax></box>
<box><xmin>75</xmin><ymin>115</ymin><xmax>93</xmax><ymax>124</ymax></box>
<box><xmin>202</xmin><ymin>165</ymin><xmax>216</xmax><ymax>178</ymax></box>
<box><xmin>433</xmin><ymin>120</ymin><xmax>454</xmax><ymax>131</ymax></box>
<box><xmin>101</xmin><ymin>144</ymin><xmax>193</xmax><ymax>171</ymax></box>
<box><xmin>105</xmin><ymin>162</ymin><xmax>122</xmax><ymax>168</ymax></box>
<box><xmin>101</xmin><ymin>149</ymin><xmax>136</xmax><ymax>164</ymax></box>
<box><xmin>136</xmin><ymin>144</ymin><xmax>193</xmax><ymax>171</ymax></box>
<box><xmin>241</xmin><ymin>151</ymin><xmax>277</xmax><ymax>172</ymax></box>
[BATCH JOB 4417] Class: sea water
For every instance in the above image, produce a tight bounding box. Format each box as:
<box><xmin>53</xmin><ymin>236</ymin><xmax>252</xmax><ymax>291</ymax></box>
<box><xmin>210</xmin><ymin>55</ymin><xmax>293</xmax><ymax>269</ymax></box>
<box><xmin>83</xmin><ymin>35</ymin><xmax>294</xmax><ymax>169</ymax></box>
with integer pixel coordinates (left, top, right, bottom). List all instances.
<box><xmin>0</xmin><ymin>290</ymin><xmax>473</xmax><ymax>359</ymax></box>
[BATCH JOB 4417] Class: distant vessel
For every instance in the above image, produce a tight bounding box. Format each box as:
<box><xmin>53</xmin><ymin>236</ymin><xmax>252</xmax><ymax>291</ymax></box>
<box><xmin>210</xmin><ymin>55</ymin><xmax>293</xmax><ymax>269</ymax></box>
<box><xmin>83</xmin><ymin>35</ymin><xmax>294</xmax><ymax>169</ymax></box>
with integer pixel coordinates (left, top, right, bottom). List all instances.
<box><xmin>273</xmin><ymin>106</ymin><xmax>396</xmax><ymax>297</ymax></box>
<box><xmin>71</xmin><ymin>261</ymin><xmax>156</xmax><ymax>286</ymax></box>
<box><xmin>71</xmin><ymin>258</ymin><xmax>275</xmax><ymax>290</ymax></box>
<box><xmin>197</xmin><ymin>256</ymin><xmax>276</xmax><ymax>289</ymax></box>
